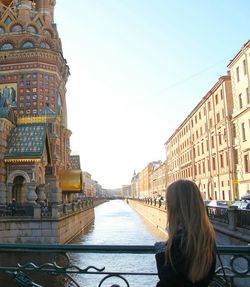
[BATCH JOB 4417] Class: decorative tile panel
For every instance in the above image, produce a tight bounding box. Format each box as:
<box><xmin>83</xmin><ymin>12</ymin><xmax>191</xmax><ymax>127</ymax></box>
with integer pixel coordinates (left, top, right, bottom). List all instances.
<box><xmin>5</xmin><ymin>124</ymin><xmax>47</xmax><ymax>159</ymax></box>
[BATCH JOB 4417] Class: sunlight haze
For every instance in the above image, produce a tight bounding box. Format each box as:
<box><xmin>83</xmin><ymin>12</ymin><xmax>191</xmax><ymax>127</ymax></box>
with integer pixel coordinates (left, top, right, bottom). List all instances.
<box><xmin>55</xmin><ymin>0</ymin><xmax>250</xmax><ymax>188</ymax></box>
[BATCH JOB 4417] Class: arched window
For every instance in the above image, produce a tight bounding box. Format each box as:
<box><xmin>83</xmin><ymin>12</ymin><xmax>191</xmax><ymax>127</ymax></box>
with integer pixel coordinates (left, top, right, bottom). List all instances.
<box><xmin>22</xmin><ymin>41</ymin><xmax>34</xmax><ymax>49</ymax></box>
<box><xmin>11</xmin><ymin>24</ymin><xmax>22</xmax><ymax>32</ymax></box>
<box><xmin>27</xmin><ymin>25</ymin><xmax>38</xmax><ymax>34</ymax></box>
<box><xmin>40</xmin><ymin>42</ymin><xmax>50</xmax><ymax>49</ymax></box>
<box><xmin>1</xmin><ymin>43</ymin><xmax>14</xmax><ymax>50</ymax></box>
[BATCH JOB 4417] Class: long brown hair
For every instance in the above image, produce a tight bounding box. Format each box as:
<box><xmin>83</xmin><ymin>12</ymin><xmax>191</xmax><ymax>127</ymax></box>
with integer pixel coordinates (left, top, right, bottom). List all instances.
<box><xmin>166</xmin><ymin>180</ymin><xmax>215</xmax><ymax>282</ymax></box>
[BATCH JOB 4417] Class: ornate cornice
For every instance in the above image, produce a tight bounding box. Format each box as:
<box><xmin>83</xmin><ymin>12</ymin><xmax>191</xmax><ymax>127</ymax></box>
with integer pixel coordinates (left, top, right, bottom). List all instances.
<box><xmin>17</xmin><ymin>116</ymin><xmax>48</xmax><ymax>124</ymax></box>
<box><xmin>5</xmin><ymin>158</ymin><xmax>41</xmax><ymax>163</ymax></box>
<box><xmin>0</xmin><ymin>48</ymin><xmax>69</xmax><ymax>78</ymax></box>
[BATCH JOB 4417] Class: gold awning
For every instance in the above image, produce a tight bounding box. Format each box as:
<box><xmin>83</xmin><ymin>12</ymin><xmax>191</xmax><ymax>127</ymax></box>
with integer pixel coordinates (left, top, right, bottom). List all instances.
<box><xmin>60</xmin><ymin>170</ymin><xmax>83</xmax><ymax>193</ymax></box>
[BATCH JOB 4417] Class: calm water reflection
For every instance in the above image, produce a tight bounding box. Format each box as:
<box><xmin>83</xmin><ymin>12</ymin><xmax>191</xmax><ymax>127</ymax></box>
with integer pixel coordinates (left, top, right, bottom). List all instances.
<box><xmin>0</xmin><ymin>200</ymin><xmax>247</xmax><ymax>286</ymax></box>
<box><xmin>69</xmin><ymin>199</ymin><xmax>167</xmax><ymax>287</ymax></box>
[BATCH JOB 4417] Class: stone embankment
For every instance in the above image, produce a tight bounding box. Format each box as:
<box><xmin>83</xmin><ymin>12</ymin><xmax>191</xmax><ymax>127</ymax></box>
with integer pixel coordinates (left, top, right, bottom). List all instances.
<box><xmin>0</xmin><ymin>199</ymin><xmax>107</xmax><ymax>244</ymax></box>
<box><xmin>127</xmin><ymin>199</ymin><xmax>167</xmax><ymax>235</ymax></box>
<box><xmin>127</xmin><ymin>199</ymin><xmax>250</xmax><ymax>243</ymax></box>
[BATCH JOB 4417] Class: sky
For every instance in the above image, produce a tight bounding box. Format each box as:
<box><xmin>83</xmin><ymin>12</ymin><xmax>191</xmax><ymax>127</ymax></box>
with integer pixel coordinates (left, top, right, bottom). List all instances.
<box><xmin>55</xmin><ymin>1</ymin><xmax>250</xmax><ymax>189</ymax></box>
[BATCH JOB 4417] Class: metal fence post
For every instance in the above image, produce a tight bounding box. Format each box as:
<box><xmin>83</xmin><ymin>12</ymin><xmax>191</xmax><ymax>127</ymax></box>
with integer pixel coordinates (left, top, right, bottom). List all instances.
<box><xmin>227</xmin><ymin>206</ymin><xmax>238</xmax><ymax>231</ymax></box>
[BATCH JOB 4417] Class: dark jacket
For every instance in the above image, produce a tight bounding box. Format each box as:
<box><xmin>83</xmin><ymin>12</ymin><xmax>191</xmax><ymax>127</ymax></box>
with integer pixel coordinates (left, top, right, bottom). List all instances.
<box><xmin>155</xmin><ymin>236</ymin><xmax>216</xmax><ymax>287</ymax></box>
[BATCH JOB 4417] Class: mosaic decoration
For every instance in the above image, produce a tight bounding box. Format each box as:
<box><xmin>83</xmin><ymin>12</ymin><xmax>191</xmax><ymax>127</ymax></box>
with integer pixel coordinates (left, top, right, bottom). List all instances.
<box><xmin>11</xmin><ymin>24</ymin><xmax>22</xmax><ymax>32</ymax></box>
<box><xmin>70</xmin><ymin>155</ymin><xmax>81</xmax><ymax>170</ymax></box>
<box><xmin>4</xmin><ymin>16</ymin><xmax>12</xmax><ymax>26</ymax></box>
<box><xmin>0</xmin><ymin>42</ymin><xmax>14</xmax><ymax>50</ymax></box>
<box><xmin>0</xmin><ymin>83</ymin><xmax>17</xmax><ymax>106</ymax></box>
<box><xmin>36</xmin><ymin>19</ymin><xmax>43</xmax><ymax>28</ymax></box>
<box><xmin>27</xmin><ymin>25</ymin><xmax>38</xmax><ymax>34</ymax></box>
<box><xmin>22</xmin><ymin>41</ymin><xmax>34</xmax><ymax>48</ymax></box>
<box><xmin>5</xmin><ymin>124</ymin><xmax>47</xmax><ymax>159</ymax></box>
<box><xmin>40</xmin><ymin>41</ymin><xmax>50</xmax><ymax>49</ymax></box>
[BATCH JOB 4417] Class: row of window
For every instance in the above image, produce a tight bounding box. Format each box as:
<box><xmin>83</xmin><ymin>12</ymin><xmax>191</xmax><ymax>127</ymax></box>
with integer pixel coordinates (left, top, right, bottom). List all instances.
<box><xmin>175</xmin><ymin>89</ymin><xmax>225</xmax><ymax>141</ymax></box>
<box><xmin>19</xmin><ymin>101</ymin><xmax>55</xmax><ymax>108</ymax></box>
<box><xmin>238</xmin><ymin>87</ymin><xmax>250</xmax><ymax>109</ymax></box>
<box><xmin>170</xmin><ymin>127</ymin><xmax>227</xmax><ymax>158</ymax></box>
<box><xmin>171</xmin><ymin>147</ymin><xmax>230</xmax><ymax>171</ymax></box>
<box><xmin>0</xmin><ymin>21</ymin><xmax>53</xmax><ymax>37</ymax></box>
<box><xmin>169</xmin><ymin>109</ymin><xmax>226</xmax><ymax>151</ymax></box>
<box><xmin>232</xmin><ymin>119</ymin><xmax>250</xmax><ymax>142</ymax></box>
<box><xmin>235</xmin><ymin>57</ymin><xmax>249</xmax><ymax>82</ymax></box>
<box><xmin>0</xmin><ymin>41</ymin><xmax>51</xmax><ymax>50</ymax></box>
<box><xmin>18</xmin><ymin>105</ymin><xmax>56</xmax><ymax>115</ymax></box>
<box><xmin>169</xmin><ymin>171</ymin><xmax>232</xmax><ymax>200</ymax></box>
<box><xmin>19</xmin><ymin>73</ymin><xmax>55</xmax><ymax>81</ymax></box>
<box><xmin>19</xmin><ymin>95</ymin><xmax>55</xmax><ymax>101</ymax></box>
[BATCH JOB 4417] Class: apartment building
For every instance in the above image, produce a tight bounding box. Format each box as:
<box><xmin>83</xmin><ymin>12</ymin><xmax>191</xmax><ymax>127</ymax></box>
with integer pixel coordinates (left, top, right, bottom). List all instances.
<box><xmin>165</xmin><ymin>76</ymin><xmax>233</xmax><ymax>200</ymax></box>
<box><xmin>122</xmin><ymin>184</ymin><xmax>132</xmax><ymax>197</ymax></box>
<box><xmin>131</xmin><ymin>171</ymin><xmax>140</xmax><ymax>198</ymax></box>
<box><xmin>151</xmin><ymin>161</ymin><xmax>167</xmax><ymax>198</ymax></box>
<box><xmin>83</xmin><ymin>171</ymin><xmax>92</xmax><ymax>197</ymax></box>
<box><xmin>138</xmin><ymin>161</ymin><xmax>162</xmax><ymax>198</ymax></box>
<box><xmin>228</xmin><ymin>40</ymin><xmax>250</xmax><ymax>199</ymax></box>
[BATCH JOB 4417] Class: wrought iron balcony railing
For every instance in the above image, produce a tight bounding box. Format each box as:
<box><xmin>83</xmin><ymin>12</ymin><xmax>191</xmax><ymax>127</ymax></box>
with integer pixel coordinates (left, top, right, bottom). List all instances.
<box><xmin>0</xmin><ymin>244</ymin><xmax>248</xmax><ymax>287</ymax></box>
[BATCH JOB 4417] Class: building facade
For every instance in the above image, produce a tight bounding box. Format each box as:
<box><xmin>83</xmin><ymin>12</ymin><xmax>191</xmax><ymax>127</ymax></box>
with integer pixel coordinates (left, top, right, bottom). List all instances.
<box><xmin>151</xmin><ymin>160</ymin><xmax>167</xmax><ymax>198</ymax></box>
<box><xmin>136</xmin><ymin>161</ymin><xmax>162</xmax><ymax>198</ymax></box>
<box><xmin>228</xmin><ymin>40</ymin><xmax>250</xmax><ymax>198</ymax></box>
<box><xmin>83</xmin><ymin>171</ymin><xmax>92</xmax><ymax>197</ymax></box>
<box><xmin>121</xmin><ymin>184</ymin><xmax>131</xmax><ymax>198</ymax></box>
<box><xmin>131</xmin><ymin>40</ymin><xmax>250</xmax><ymax>202</ymax></box>
<box><xmin>131</xmin><ymin>170</ymin><xmax>139</xmax><ymax>198</ymax></box>
<box><xmin>0</xmin><ymin>0</ymin><xmax>78</xmax><ymax>207</ymax></box>
<box><xmin>165</xmin><ymin>76</ymin><xmax>234</xmax><ymax>200</ymax></box>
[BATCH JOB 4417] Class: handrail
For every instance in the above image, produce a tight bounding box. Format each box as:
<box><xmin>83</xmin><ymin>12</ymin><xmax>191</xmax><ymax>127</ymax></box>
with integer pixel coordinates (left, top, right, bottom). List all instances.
<box><xmin>0</xmin><ymin>243</ymin><xmax>248</xmax><ymax>254</ymax></box>
<box><xmin>0</xmin><ymin>244</ymin><xmax>249</xmax><ymax>286</ymax></box>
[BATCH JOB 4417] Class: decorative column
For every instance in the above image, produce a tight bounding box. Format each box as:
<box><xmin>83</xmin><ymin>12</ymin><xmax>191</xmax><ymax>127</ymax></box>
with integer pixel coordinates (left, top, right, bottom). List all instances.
<box><xmin>0</xmin><ymin>119</ymin><xmax>15</xmax><ymax>205</ymax></box>
<box><xmin>36</xmin><ymin>184</ymin><xmax>46</xmax><ymax>205</ymax></box>
<box><xmin>47</xmin><ymin>177</ymin><xmax>62</xmax><ymax>204</ymax></box>
<box><xmin>27</xmin><ymin>182</ymin><xmax>38</xmax><ymax>205</ymax></box>
<box><xmin>6</xmin><ymin>183</ymin><xmax>13</xmax><ymax>204</ymax></box>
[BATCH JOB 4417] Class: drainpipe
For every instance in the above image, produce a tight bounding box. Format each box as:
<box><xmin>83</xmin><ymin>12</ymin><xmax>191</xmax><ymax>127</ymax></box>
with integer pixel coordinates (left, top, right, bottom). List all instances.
<box><xmin>221</xmin><ymin>79</ymin><xmax>234</xmax><ymax>200</ymax></box>
<box><xmin>211</xmin><ymin>88</ymin><xmax>221</xmax><ymax>199</ymax></box>
<box><xmin>205</xmin><ymin>96</ymin><xmax>214</xmax><ymax>198</ymax></box>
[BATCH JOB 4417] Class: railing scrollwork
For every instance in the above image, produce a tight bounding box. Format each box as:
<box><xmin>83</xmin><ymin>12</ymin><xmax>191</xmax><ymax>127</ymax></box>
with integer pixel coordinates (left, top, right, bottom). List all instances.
<box><xmin>0</xmin><ymin>244</ymin><xmax>248</xmax><ymax>287</ymax></box>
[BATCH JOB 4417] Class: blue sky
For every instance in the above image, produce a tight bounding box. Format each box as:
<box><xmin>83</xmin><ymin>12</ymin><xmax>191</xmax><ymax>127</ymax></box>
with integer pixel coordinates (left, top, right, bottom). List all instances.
<box><xmin>55</xmin><ymin>1</ymin><xmax>250</xmax><ymax>188</ymax></box>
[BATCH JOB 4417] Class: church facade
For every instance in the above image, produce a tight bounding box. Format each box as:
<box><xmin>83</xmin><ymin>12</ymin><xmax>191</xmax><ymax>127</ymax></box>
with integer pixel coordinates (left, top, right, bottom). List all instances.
<box><xmin>0</xmin><ymin>0</ymin><xmax>79</xmax><ymax>208</ymax></box>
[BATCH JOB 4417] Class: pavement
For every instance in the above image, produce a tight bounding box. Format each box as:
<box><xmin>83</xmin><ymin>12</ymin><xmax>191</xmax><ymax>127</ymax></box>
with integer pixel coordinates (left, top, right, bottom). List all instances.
<box><xmin>211</xmin><ymin>220</ymin><xmax>250</xmax><ymax>244</ymax></box>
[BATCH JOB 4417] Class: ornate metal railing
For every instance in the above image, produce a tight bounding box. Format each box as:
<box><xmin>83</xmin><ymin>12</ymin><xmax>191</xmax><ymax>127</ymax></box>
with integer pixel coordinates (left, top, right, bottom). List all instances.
<box><xmin>236</xmin><ymin>209</ymin><xmax>250</xmax><ymax>230</ymax></box>
<box><xmin>0</xmin><ymin>199</ymin><xmax>95</xmax><ymax>219</ymax></box>
<box><xmin>207</xmin><ymin>206</ymin><xmax>229</xmax><ymax>224</ymax></box>
<box><xmin>0</xmin><ymin>244</ymin><xmax>248</xmax><ymax>287</ymax></box>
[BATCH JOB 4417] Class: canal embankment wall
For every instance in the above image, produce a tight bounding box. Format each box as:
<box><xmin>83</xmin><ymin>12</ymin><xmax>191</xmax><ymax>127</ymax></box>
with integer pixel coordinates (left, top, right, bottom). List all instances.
<box><xmin>127</xmin><ymin>199</ymin><xmax>167</xmax><ymax>235</ymax></box>
<box><xmin>128</xmin><ymin>199</ymin><xmax>250</xmax><ymax>243</ymax></box>
<box><xmin>0</xmin><ymin>199</ymin><xmax>107</xmax><ymax>244</ymax></box>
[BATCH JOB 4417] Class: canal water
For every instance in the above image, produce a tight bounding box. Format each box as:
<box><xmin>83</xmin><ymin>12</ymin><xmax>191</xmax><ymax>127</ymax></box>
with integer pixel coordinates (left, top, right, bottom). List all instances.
<box><xmin>0</xmin><ymin>199</ymin><xmax>247</xmax><ymax>286</ymax></box>
<box><xmin>69</xmin><ymin>199</ymin><xmax>167</xmax><ymax>287</ymax></box>
<box><xmin>68</xmin><ymin>200</ymin><xmax>248</xmax><ymax>287</ymax></box>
